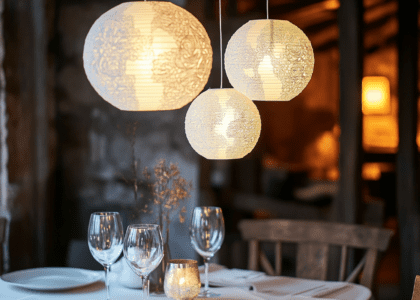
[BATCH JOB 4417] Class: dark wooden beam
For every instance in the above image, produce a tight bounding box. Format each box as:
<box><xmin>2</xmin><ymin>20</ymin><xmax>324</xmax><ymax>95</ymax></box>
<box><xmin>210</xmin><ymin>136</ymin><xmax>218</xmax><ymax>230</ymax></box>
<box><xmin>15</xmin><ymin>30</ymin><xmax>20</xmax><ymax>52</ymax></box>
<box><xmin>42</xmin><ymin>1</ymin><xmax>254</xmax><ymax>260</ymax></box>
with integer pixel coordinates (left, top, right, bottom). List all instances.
<box><xmin>31</xmin><ymin>0</ymin><xmax>49</xmax><ymax>268</ymax></box>
<box><xmin>336</xmin><ymin>0</ymin><xmax>364</xmax><ymax>224</ymax></box>
<box><xmin>397</xmin><ymin>0</ymin><xmax>419</xmax><ymax>298</ymax></box>
<box><xmin>0</xmin><ymin>0</ymin><xmax>11</xmax><ymax>274</ymax></box>
<box><xmin>269</xmin><ymin>0</ymin><xmax>324</xmax><ymax>16</ymax></box>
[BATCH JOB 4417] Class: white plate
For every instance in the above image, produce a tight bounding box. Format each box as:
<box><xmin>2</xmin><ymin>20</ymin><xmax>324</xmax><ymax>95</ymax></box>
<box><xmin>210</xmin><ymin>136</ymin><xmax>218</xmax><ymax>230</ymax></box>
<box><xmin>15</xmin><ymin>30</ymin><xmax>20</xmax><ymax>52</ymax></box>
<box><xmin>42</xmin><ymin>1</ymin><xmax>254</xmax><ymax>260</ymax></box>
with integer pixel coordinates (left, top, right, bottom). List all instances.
<box><xmin>0</xmin><ymin>267</ymin><xmax>102</xmax><ymax>291</ymax></box>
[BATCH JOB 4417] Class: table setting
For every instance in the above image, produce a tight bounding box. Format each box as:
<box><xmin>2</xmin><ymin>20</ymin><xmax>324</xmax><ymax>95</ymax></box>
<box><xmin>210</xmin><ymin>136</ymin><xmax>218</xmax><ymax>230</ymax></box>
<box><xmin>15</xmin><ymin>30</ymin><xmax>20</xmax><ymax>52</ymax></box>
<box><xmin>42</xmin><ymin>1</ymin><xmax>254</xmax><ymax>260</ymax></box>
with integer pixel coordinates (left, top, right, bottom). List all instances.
<box><xmin>0</xmin><ymin>207</ymin><xmax>371</xmax><ymax>300</ymax></box>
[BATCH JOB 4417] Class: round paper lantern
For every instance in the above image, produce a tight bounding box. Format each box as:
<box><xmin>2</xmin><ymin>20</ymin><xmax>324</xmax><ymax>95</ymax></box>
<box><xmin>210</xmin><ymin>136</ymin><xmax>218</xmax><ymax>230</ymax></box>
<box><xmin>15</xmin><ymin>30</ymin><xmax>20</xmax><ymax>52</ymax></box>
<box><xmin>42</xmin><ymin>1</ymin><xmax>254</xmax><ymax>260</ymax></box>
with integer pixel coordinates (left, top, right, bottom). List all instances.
<box><xmin>185</xmin><ymin>89</ymin><xmax>261</xmax><ymax>160</ymax></box>
<box><xmin>225</xmin><ymin>20</ymin><xmax>314</xmax><ymax>101</ymax></box>
<box><xmin>83</xmin><ymin>2</ymin><xmax>212</xmax><ymax>111</ymax></box>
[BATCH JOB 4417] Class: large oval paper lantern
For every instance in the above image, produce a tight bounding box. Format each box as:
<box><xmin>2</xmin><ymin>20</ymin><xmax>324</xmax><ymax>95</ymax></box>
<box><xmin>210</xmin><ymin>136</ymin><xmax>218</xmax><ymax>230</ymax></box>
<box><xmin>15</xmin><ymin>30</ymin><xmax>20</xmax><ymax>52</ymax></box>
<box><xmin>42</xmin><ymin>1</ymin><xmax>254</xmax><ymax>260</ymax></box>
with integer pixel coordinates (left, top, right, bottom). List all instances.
<box><xmin>83</xmin><ymin>2</ymin><xmax>212</xmax><ymax>111</ymax></box>
<box><xmin>225</xmin><ymin>20</ymin><xmax>314</xmax><ymax>101</ymax></box>
<box><xmin>185</xmin><ymin>89</ymin><xmax>261</xmax><ymax>160</ymax></box>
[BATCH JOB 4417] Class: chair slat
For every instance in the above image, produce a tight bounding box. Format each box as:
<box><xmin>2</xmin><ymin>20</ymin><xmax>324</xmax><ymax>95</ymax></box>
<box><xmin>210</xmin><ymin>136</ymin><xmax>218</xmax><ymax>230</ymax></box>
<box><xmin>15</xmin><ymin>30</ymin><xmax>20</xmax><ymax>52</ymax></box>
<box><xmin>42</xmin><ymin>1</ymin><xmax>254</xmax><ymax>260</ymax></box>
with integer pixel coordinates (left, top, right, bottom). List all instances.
<box><xmin>260</xmin><ymin>251</ymin><xmax>275</xmax><ymax>276</ymax></box>
<box><xmin>0</xmin><ymin>217</ymin><xmax>6</xmax><ymax>275</ymax></box>
<box><xmin>0</xmin><ymin>218</ymin><xmax>5</xmax><ymax>244</ymax></box>
<box><xmin>345</xmin><ymin>253</ymin><xmax>367</xmax><ymax>283</ymax></box>
<box><xmin>275</xmin><ymin>242</ymin><xmax>282</xmax><ymax>275</ymax></box>
<box><xmin>411</xmin><ymin>275</ymin><xmax>420</xmax><ymax>300</ymax></box>
<box><xmin>339</xmin><ymin>245</ymin><xmax>348</xmax><ymax>281</ymax></box>
<box><xmin>360</xmin><ymin>248</ymin><xmax>378</xmax><ymax>290</ymax></box>
<box><xmin>297</xmin><ymin>242</ymin><xmax>329</xmax><ymax>280</ymax></box>
<box><xmin>249</xmin><ymin>240</ymin><xmax>259</xmax><ymax>271</ymax></box>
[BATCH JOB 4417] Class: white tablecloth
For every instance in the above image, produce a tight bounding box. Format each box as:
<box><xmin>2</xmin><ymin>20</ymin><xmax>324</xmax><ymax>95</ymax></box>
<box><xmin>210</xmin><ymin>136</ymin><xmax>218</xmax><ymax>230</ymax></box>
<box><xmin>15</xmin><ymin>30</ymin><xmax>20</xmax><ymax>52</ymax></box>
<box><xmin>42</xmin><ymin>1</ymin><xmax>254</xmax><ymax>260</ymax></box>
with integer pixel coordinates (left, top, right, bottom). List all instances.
<box><xmin>0</xmin><ymin>266</ymin><xmax>371</xmax><ymax>300</ymax></box>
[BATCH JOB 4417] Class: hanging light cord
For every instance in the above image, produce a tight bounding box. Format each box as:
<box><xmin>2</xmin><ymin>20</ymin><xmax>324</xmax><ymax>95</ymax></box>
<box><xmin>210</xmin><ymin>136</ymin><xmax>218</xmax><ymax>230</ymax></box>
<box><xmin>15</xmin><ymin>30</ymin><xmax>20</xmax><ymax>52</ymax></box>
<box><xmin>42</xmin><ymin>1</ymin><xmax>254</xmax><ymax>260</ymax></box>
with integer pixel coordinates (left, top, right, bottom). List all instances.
<box><xmin>267</xmin><ymin>0</ymin><xmax>269</xmax><ymax>19</ymax></box>
<box><xmin>219</xmin><ymin>0</ymin><xmax>223</xmax><ymax>89</ymax></box>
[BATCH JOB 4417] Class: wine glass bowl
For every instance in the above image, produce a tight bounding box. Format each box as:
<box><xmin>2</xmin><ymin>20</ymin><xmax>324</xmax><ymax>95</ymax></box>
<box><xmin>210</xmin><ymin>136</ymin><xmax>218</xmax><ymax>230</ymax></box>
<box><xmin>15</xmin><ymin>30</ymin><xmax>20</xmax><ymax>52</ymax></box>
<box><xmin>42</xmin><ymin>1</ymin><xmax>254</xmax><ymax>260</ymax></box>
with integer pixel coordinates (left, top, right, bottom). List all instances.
<box><xmin>88</xmin><ymin>212</ymin><xmax>124</xmax><ymax>300</ymax></box>
<box><xmin>190</xmin><ymin>206</ymin><xmax>225</xmax><ymax>297</ymax></box>
<box><xmin>123</xmin><ymin>224</ymin><xmax>164</xmax><ymax>298</ymax></box>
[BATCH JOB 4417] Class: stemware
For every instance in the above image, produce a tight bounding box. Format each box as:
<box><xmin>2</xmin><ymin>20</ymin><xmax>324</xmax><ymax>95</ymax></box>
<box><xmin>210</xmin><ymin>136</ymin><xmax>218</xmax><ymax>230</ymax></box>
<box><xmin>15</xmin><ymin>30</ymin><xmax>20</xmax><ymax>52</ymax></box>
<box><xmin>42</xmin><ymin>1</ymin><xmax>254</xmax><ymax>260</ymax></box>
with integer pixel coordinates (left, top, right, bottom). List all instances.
<box><xmin>123</xmin><ymin>224</ymin><xmax>164</xmax><ymax>299</ymax></box>
<box><xmin>88</xmin><ymin>212</ymin><xmax>124</xmax><ymax>300</ymax></box>
<box><xmin>190</xmin><ymin>206</ymin><xmax>225</xmax><ymax>297</ymax></box>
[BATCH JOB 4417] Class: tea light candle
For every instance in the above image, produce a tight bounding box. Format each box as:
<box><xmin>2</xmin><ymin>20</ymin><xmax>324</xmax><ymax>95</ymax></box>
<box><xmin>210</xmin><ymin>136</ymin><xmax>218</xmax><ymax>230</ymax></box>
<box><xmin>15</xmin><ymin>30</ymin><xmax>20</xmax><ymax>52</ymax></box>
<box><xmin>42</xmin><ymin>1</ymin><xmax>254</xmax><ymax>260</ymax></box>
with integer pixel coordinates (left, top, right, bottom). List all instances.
<box><xmin>164</xmin><ymin>259</ymin><xmax>201</xmax><ymax>300</ymax></box>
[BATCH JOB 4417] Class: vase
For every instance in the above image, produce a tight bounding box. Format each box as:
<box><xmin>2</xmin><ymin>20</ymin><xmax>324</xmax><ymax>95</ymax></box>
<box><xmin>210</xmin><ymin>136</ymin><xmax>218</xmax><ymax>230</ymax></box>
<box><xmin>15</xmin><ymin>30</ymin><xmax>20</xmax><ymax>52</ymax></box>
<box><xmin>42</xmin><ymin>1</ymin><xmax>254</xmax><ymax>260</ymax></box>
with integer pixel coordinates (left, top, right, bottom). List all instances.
<box><xmin>149</xmin><ymin>239</ymin><xmax>171</xmax><ymax>293</ymax></box>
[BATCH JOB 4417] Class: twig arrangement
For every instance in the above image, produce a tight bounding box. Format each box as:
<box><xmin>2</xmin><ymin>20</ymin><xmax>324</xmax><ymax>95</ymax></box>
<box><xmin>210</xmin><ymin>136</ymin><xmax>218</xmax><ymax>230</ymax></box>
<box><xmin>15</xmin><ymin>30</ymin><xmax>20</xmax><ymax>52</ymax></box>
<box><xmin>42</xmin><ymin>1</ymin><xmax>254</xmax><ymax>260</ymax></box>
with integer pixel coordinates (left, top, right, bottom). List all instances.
<box><xmin>141</xmin><ymin>159</ymin><xmax>192</xmax><ymax>241</ymax></box>
<box><xmin>119</xmin><ymin>123</ymin><xmax>192</xmax><ymax>241</ymax></box>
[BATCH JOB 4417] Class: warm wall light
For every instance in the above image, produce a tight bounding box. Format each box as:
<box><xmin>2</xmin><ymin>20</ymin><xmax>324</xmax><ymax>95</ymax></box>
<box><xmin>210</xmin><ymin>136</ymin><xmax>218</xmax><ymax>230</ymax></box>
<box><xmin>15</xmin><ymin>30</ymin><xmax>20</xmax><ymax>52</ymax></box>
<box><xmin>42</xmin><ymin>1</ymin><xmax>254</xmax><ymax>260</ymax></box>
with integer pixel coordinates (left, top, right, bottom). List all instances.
<box><xmin>362</xmin><ymin>163</ymin><xmax>382</xmax><ymax>181</ymax></box>
<box><xmin>83</xmin><ymin>2</ymin><xmax>212</xmax><ymax>111</ymax></box>
<box><xmin>224</xmin><ymin>20</ymin><xmax>314</xmax><ymax>101</ymax></box>
<box><xmin>362</xmin><ymin>76</ymin><xmax>391</xmax><ymax>115</ymax></box>
<box><xmin>363</xmin><ymin>116</ymin><xmax>398</xmax><ymax>152</ymax></box>
<box><xmin>185</xmin><ymin>89</ymin><xmax>261</xmax><ymax>160</ymax></box>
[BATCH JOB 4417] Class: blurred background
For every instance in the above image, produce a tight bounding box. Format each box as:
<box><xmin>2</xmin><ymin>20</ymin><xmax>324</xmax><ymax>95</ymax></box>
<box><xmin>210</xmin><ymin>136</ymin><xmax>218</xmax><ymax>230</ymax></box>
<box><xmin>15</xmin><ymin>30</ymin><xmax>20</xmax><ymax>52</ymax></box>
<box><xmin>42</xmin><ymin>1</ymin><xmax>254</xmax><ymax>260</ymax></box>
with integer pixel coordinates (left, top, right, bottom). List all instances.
<box><xmin>1</xmin><ymin>0</ymin><xmax>419</xmax><ymax>299</ymax></box>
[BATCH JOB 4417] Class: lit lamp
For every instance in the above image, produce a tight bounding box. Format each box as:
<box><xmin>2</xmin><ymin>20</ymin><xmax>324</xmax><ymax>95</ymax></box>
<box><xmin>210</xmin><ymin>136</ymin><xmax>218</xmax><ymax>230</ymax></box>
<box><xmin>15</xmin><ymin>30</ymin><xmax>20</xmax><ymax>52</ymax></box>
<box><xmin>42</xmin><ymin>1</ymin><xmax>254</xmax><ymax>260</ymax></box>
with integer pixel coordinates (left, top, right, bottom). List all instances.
<box><xmin>362</xmin><ymin>76</ymin><xmax>391</xmax><ymax>115</ymax></box>
<box><xmin>185</xmin><ymin>89</ymin><xmax>261</xmax><ymax>160</ymax></box>
<box><xmin>224</xmin><ymin>20</ymin><xmax>314</xmax><ymax>101</ymax></box>
<box><xmin>83</xmin><ymin>2</ymin><xmax>212</xmax><ymax>111</ymax></box>
<box><xmin>164</xmin><ymin>259</ymin><xmax>201</xmax><ymax>300</ymax></box>
<box><xmin>362</xmin><ymin>76</ymin><xmax>396</xmax><ymax>151</ymax></box>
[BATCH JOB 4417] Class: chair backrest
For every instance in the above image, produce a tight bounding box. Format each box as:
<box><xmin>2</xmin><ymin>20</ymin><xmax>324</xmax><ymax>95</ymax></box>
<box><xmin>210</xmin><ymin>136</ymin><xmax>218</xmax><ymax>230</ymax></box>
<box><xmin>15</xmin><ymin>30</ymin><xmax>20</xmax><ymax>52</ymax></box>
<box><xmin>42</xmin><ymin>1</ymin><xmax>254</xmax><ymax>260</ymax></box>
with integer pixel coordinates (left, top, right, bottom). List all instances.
<box><xmin>412</xmin><ymin>276</ymin><xmax>420</xmax><ymax>300</ymax></box>
<box><xmin>0</xmin><ymin>217</ymin><xmax>6</xmax><ymax>275</ymax></box>
<box><xmin>238</xmin><ymin>219</ymin><xmax>393</xmax><ymax>290</ymax></box>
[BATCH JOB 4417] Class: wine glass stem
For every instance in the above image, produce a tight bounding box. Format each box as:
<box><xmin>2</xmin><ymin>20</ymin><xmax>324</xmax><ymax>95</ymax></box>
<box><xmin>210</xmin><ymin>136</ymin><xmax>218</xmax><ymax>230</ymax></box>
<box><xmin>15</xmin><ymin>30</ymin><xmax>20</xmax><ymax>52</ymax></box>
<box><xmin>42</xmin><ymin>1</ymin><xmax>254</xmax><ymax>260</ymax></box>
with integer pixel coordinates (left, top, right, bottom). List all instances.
<box><xmin>142</xmin><ymin>275</ymin><xmax>150</xmax><ymax>298</ymax></box>
<box><xmin>204</xmin><ymin>257</ymin><xmax>210</xmax><ymax>293</ymax></box>
<box><xmin>104</xmin><ymin>265</ymin><xmax>110</xmax><ymax>299</ymax></box>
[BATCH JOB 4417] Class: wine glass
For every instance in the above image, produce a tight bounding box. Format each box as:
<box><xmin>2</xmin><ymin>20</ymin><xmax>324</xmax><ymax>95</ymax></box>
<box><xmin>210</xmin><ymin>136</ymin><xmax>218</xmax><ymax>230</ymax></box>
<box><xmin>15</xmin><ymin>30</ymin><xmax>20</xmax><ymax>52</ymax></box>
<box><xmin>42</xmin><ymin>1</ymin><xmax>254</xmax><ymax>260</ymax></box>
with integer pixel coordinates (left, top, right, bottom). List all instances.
<box><xmin>123</xmin><ymin>224</ymin><xmax>164</xmax><ymax>299</ymax></box>
<box><xmin>190</xmin><ymin>206</ymin><xmax>225</xmax><ymax>297</ymax></box>
<box><xmin>88</xmin><ymin>212</ymin><xmax>124</xmax><ymax>300</ymax></box>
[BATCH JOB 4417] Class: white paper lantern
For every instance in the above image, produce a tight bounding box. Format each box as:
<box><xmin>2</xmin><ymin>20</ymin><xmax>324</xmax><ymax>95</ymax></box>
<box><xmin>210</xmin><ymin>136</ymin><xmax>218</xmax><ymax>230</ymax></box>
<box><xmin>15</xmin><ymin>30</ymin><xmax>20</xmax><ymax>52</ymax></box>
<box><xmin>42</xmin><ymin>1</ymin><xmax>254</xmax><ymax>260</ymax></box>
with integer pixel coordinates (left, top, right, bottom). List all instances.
<box><xmin>225</xmin><ymin>20</ymin><xmax>314</xmax><ymax>101</ymax></box>
<box><xmin>83</xmin><ymin>2</ymin><xmax>212</xmax><ymax>111</ymax></box>
<box><xmin>185</xmin><ymin>89</ymin><xmax>261</xmax><ymax>160</ymax></box>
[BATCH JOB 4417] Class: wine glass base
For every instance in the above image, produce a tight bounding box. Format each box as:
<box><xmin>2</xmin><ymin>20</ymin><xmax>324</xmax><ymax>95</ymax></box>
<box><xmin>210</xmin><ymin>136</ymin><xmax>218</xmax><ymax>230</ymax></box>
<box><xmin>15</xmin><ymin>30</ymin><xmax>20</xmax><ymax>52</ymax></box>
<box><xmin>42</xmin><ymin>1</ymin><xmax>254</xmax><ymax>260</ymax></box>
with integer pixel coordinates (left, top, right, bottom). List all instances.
<box><xmin>197</xmin><ymin>289</ymin><xmax>221</xmax><ymax>298</ymax></box>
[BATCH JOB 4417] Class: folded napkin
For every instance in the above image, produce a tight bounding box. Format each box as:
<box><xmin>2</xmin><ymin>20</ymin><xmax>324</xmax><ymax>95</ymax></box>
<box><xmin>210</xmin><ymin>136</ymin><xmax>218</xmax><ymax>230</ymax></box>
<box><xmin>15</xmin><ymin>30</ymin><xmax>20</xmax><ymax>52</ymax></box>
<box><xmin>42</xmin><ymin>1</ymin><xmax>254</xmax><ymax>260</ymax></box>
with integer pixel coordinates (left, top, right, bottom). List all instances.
<box><xmin>196</xmin><ymin>287</ymin><xmax>268</xmax><ymax>300</ymax></box>
<box><xmin>198</xmin><ymin>266</ymin><xmax>348</xmax><ymax>299</ymax></box>
<box><xmin>251</xmin><ymin>277</ymin><xmax>348</xmax><ymax>298</ymax></box>
<box><xmin>195</xmin><ymin>287</ymin><xmax>334</xmax><ymax>300</ymax></box>
<box><xmin>307</xmin><ymin>282</ymin><xmax>350</xmax><ymax>297</ymax></box>
<box><xmin>199</xmin><ymin>268</ymin><xmax>266</xmax><ymax>287</ymax></box>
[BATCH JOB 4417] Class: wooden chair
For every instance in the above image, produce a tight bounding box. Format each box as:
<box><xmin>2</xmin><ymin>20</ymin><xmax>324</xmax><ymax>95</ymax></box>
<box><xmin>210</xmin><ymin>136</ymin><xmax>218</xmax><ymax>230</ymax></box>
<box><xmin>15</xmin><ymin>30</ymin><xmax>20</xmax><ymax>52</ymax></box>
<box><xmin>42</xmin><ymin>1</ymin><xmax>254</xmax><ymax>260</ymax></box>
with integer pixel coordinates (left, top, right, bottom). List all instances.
<box><xmin>412</xmin><ymin>275</ymin><xmax>420</xmax><ymax>300</ymax></box>
<box><xmin>238</xmin><ymin>219</ymin><xmax>393</xmax><ymax>290</ymax></box>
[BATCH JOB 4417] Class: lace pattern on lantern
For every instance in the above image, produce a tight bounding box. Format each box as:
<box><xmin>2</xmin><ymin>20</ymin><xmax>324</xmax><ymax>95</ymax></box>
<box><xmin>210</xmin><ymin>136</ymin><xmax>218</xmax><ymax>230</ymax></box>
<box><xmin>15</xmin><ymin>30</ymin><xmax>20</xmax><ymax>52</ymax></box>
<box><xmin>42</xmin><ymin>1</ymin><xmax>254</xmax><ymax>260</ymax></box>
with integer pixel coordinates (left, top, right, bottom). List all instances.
<box><xmin>90</xmin><ymin>16</ymin><xmax>145</xmax><ymax>110</ymax></box>
<box><xmin>225</xmin><ymin>20</ymin><xmax>314</xmax><ymax>101</ymax></box>
<box><xmin>185</xmin><ymin>90</ymin><xmax>261</xmax><ymax>160</ymax></box>
<box><xmin>84</xmin><ymin>2</ymin><xmax>213</xmax><ymax>111</ymax></box>
<box><xmin>259</xmin><ymin>21</ymin><xmax>314</xmax><ymax>98</ymax></box>
<box><xmin>151</xmin><ymin>3</ymin><xmax>212</xmax><ymax>109</ymax></box>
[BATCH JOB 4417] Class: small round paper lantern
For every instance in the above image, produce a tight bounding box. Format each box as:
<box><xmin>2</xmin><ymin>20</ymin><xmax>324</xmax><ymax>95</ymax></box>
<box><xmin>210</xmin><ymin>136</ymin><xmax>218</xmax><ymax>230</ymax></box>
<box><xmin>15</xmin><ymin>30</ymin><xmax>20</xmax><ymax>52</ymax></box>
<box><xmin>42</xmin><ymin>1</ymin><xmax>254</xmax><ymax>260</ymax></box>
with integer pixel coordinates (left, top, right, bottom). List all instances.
<box><xmin>225</xmin><ymin>20</ymin><xmax>314</xmax><ymax>101</ymax></box>
<box><xmin>185</xmin><ymin>89</ymin><xmax>261</xmax><ymax>160</ymax></box>
<box><xmin>83</xmin><ymin>2</ymin><xmax>212</xmax><ymax>111</ymax></box>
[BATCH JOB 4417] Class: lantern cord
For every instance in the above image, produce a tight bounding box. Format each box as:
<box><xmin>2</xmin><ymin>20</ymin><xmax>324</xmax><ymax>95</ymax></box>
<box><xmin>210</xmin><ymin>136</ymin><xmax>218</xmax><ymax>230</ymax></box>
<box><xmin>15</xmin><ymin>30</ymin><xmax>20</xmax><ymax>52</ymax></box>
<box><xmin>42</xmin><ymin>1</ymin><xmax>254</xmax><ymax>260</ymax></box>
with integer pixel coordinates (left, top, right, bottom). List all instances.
<box><xmin>219</xmin><ymin>0</ymin><xmax>223</xmax><ymax>89</ymax></box>
<box><xmin>267</xmin><ymin>0</ymin><xmax>269</xmax><ymax>19</ymax></box>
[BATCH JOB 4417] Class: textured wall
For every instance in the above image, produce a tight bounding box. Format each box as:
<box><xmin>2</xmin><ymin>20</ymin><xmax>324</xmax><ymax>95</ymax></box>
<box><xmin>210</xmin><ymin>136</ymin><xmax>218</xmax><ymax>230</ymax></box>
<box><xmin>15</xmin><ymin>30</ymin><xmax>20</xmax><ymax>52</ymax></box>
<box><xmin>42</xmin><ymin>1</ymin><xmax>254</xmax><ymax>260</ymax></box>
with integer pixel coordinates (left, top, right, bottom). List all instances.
<box><xmin>55</xmin><ymin>0</ymin><xmax>200</xmax><ymax>262</ymax></box>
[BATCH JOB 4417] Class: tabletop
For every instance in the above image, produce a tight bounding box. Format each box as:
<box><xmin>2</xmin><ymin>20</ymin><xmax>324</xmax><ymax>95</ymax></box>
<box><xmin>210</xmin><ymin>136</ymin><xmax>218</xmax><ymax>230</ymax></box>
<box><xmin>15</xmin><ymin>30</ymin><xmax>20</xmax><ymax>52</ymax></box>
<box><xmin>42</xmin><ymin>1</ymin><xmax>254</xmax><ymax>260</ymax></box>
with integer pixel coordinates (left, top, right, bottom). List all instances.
<box><xmin>0</xmin><ymin>264</ymin><xmax>372</xmax><ymax>300</ymax></box>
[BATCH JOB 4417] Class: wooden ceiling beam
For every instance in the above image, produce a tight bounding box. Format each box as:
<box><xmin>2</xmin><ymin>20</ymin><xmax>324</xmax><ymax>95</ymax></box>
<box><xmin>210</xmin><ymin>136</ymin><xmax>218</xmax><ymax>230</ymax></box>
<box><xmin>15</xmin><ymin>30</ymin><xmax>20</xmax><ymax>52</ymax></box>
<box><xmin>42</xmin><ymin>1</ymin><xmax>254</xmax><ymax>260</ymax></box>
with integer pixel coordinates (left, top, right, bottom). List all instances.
<box><xmin>365</xmin><ymin>15</ymin><xmax>397</xmax><ymax>50</ymax></box>
<box><xmin>269</xmin><ymin>0</ymin><xmax>324</xmax><ymax>16</ymax></box>
<box><xmin>364</xmin><ymin>0</ymin><xmax>397</xmax><ymax>24</ymax></box>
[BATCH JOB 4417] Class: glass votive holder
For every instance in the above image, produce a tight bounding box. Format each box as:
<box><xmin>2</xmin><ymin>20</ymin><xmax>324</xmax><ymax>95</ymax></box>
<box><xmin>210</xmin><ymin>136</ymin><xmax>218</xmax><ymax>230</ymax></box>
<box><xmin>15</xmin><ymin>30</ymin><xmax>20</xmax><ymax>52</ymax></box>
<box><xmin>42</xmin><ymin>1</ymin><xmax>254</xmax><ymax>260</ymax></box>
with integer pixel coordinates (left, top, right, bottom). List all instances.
<box><xmin>164</xmin><ymin>259</ymin><xmax>201</xmax><ymax>300</ymax></box>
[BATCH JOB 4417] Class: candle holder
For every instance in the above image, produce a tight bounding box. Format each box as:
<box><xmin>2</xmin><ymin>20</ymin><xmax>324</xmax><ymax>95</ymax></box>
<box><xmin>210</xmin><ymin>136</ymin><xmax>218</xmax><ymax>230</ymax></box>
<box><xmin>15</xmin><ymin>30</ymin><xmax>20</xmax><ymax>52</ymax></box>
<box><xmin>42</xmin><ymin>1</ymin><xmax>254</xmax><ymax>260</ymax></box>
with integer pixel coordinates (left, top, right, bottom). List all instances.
<box><xmin>164</xmin><ymin>259</ymin><xmax>201</xmax><ymax>300</ymax></box>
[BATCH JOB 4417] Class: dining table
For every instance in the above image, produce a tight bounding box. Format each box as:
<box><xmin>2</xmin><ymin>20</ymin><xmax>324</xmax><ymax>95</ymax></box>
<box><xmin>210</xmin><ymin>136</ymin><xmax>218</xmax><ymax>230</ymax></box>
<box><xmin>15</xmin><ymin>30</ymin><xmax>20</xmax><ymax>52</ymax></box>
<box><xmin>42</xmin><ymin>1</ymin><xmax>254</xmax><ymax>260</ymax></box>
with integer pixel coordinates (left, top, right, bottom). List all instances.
<box><xmin>0</xmin><ymin>261</ymin><xmax>372</xmax><ymax>300</ymax></box>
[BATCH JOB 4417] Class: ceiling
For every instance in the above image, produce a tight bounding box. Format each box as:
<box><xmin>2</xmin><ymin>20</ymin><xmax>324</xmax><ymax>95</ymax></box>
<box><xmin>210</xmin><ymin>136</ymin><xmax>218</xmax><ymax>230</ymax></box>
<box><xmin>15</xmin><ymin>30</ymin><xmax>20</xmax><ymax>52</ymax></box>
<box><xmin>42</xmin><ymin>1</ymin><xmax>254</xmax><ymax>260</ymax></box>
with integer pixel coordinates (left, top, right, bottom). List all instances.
<box><xmin>233</xmin><ymin>0</ymin><xmax>419</xmax><ymax>53</ymax></box>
